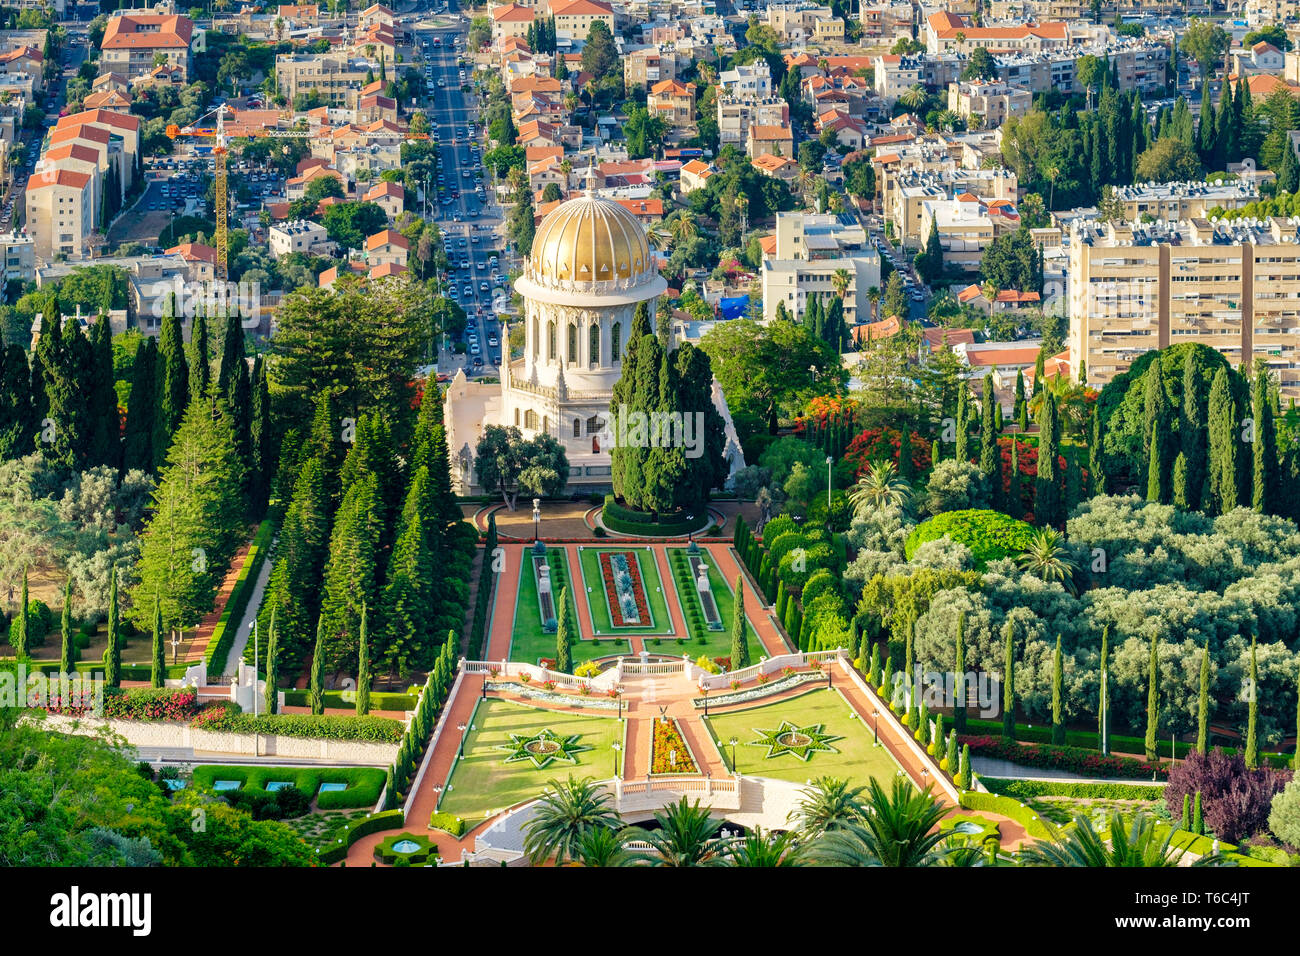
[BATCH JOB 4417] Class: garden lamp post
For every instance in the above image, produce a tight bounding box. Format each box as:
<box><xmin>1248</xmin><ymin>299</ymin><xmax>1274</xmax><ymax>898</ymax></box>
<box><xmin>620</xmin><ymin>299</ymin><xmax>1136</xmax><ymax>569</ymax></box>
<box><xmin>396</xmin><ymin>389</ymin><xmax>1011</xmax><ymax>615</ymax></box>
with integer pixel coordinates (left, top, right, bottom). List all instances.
<box><xmin>729</xmin><ymin>736</ymin><xmax>738</xmax><ymax>773</ymax></box>
<box><xmin>702</xmin><ymin>687</ymin><xmax>708</xmax><ymax>717</ymax></box>
<box><xmin>532</xmin><ymin>497</ymin><xmax>541</xmax><ymax>542</ymax></box>
<box><xmin>170</xmin><ymin>630</ymin><xmax>180</xmax><ymax>666</ymax></box>
<box><xmin>872</xmin><ymin>709</ymin><xmax>879</xmax><ymax>746</ymax></box>
<box><xmin>826</xmin><ymin>455</ymin><xmax>833</xmax><ymax>510</ymax></box>
<box><xmin>457</xmin><ymin>723</ymin><xmax>467</xmax><ymax>759</ymax></box>
<box><xmin>250</xmin><ymin>619</ymin><xmax>258</xmax><ymax>718</ymax></box>
<box><xmin>612</xmin><ymin>741</ymin><xmax>621</xmax><ymax>778</ymax></box>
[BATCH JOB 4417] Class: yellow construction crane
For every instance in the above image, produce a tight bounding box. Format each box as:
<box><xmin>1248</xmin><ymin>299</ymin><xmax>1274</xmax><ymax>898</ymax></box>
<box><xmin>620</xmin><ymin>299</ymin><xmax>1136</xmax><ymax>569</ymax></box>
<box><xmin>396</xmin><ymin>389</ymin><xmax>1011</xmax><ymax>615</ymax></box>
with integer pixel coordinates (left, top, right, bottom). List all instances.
<box><xmin>166</xmin><ymin>105</ymin><xmax>430</xmax><ymax>280</ymax></box>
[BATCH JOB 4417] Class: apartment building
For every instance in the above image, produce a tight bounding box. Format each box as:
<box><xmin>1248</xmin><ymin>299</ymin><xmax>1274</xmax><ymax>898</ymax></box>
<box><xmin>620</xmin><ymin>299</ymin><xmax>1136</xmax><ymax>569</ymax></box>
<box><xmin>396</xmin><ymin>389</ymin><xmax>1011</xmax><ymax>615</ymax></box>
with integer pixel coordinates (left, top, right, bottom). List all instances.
<box><xmin>275</xmin><ymin>54</ymin><xmax>375</xmax><ymax>108</ymax></box>
<box><xmin>268</xmin><ymin>219</ymin><xmax>336</xmax><ymax>257</ymax></box>
<box><xmin>761</xmin><ymin>212</ymin><xmax>883</xmax><ymax>327</ymax></box>
<box><xmin>890</xmin><ymin>167</ymin><xmax>1019</xmax><ymax>247</ymax></box>
<box><xmin>491</xmin><ymin>3</ymin><xmax>536</xmax><ymax>43</ymax></box>
<box><xmin>718</xmin><ymin>62</ymin><xmax>772</xmax><ymax>99</ymax></box>
<box><xmin>923</xmin><ymin>11</ymin><xmax>1070</xmax><ymax>55</ymax></box>
<box><xmin>1106</xmin><ymin>180</ymin><xmax>1260</xmax><ymax>222</ymax></box>
<box><xmin>0</xmin><ymin>231</ymin><xmax>35</xmax><ymax>283</ymax></box>
<box><xmin>947</xmin><ymin>79</ymin><xmax>1032</xmax><ymax>128</ymax></box>
<box><xmin>624</xmin><ymin>47</ymin><xmax>683</xmax><ymax>90</ymax></box>
<box><xmin>1068</xmin><ymin>217</ymin><xmax>1300</xmax><ymax>397</ymax></box>
<box><xmin>765</xmin><ymin>2</ymin><xmax>842</xmax><ymax>44</ymax></box>
<box><xmin>858</xmin><ymin>2</ymin><xmax>913</xmax><ymax>39</ymax></box>
<box><xmin>99</xmin><ymin>13</ymin><xmax>194</xmax><ymax>81</ymax></box>
<box><xmin>647</xmin><ymin>79</ymin><xmax>695</xmax><ymax>126</ymax></box>
<box><xmin>549</xmin><ymin>0</ymin><xmax>615</xmax><ymax>41</ymax></box>
<box><xmin>718</xmin><ymin>95</ymin><xmax>788</xmax><ymax>145</ymax></box>
<box><xmin>26</xmin><ymin>169</ymin><xmax>94</xmax><ymax>261</ymax></box>
<box><xmin>919</xmin><ymin>193</ymin><xmax>1020</xmax><ymax>273</ymax></box>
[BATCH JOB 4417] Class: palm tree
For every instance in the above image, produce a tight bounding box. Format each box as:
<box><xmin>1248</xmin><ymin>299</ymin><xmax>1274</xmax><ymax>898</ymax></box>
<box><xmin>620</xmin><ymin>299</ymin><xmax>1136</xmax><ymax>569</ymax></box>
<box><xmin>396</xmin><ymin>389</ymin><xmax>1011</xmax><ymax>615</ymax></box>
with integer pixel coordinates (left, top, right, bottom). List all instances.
<box><xmin>791</xmin><ymin>777</ymin><xmax>868</xmax><ymax>838</ymax></box>
<box><xmin>521</xmin><ymin>776</ymin><xmax>622</xmax><ymax>865</ymax></box>
<box><xmin>726</xmin><ymin>828</ymin><xmax>807</xmax><ymax>866</ymax></box>
<box><xmin>1045</xmin><ymin>164</ymin><xmax>1060</xmax><ymax>210</ymax></box>
<box><xmin>622</xmin><ymin>796</ymin><xmax>728</xmax><ymax>866</ymax></box>
<box><xmin>1029</xmin><ymin>372</ymin><xmax>1090</xmax><ymax>437</ymax></box>
<box><xmin>866</xmin><ymin>285</ymin><xmax>881</xmax><ymax>322</ymax></box>
<box><xmin>936</xmin><ymin>109</ymin><xmax>961</xmax><ymax>132</ymax></box>
<box><xmin>813</xmin><ymin>779</ymin><xmax>953</xmax><ymax>867</ymax></box>
<box><xmin>847</xmin><ymin>458</ymin><xmax>912</xmax><ymax>512</ymax></box>
<box><xmin>670</xmin><ymin>210</ymin><xmax>698</xmax><ymax>244</ymax></box>
<box><xmin>1017</xmin><ymin>527</ymin><xmax>1078</xmax><ymax>593</ymax></box>
<box><xmin>830</xmin><ymin>268</ymin><xmax>853</xmax><ymax>301</ymax></box>
<box><xmin>574</xmin><ymin>825</ymin><xmax>632</xmax><ymax>867</ymax></box>
<box><xmin>898</xmin><ymin>84</ymin><xmax>928</xmax><ymax>111</ymax></box>
<box><xmin>1018</xmin><ymin>812</ymin><xmax>1230</xmax><ymax>867</ymax></box>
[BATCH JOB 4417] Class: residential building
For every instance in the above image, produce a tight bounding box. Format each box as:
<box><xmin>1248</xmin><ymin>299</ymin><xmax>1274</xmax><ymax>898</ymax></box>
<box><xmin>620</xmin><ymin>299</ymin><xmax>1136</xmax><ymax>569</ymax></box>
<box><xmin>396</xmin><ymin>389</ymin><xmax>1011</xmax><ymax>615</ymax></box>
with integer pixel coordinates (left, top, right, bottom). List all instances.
<box><xmin>919</xmin><ymin>193</ymin><xmax>1021</xmax><ymax>272</ymax></box>
<box><xmin>1068</xmin><ymin>217</ymin><xmax>1300</xmax><ymax>397</ymax></box>
<box><xmin>679</xmin><ymin>158</ymin><xmax>716</xmax><ymax>194</ymax></box>
<box><xmin>99</xmin><ymin>13</ymin><xmax>194</xmax><ymax>80</ymax></box>
<box><xmin>923</xmin><ymin>11</ymin><xmax>1070</xmax><ymax>55</ymax></box>
<box><xmin>752</xmin><ymin>153</ymin><xmax>800</xmax><ymax>183</ymax></box>
<box><xmin>0</xmin><ymin>231</ymin><xmax>35</xmax><ymax>282</ymax></box>
<box><xmin>761</xmin><ymin>211</ymin><xmax>883</xmax><ymax>327</ymax></box>
<box><xmin>549</xmin><ymin>0</ymin><xmax>614</xmax><ymax>41</ymax></box>
<box><xmin>363</xmin><ymin>180</ymin><xmax>405</xmax><ymax>220</ymax></box>
<box><xmin>746</xmin><ymin>124</ymin><xmax>793</xmax><ymax>160</ymax></box>
<box><xmin>647</xmin><ymin>79</ymin><xmax>695</xmax><ymax>126</ymax></box>
<box><xmin>1106</xmin><ymin>179</ymin><xmax>1260</xmax><ymax>221</ymax></box>
<box><xmin>718</xmin><ymin>95</ymin><xmax>788</xmax><ymax>145</ymax></box>
<box><xmin>889</xmin><ymin>167</ymin><xmax>1019</xmax><ymax>247</ymax></box>
<box><xmin>947</xmin><ymin>79</ymin><xmax>1032</xmax><ymax>128</ymax></box>
<box><xmin>364</xmin><ymin>229</ymin><xmax>409</xmax><ymax>268</ymax></box>
<box><xmin>624</xmin><ymin>47</ymin><xmax>682</xmax><ymax>90</ymax></box>
<box><xmin>268</xmin><ymin>219</ymin><xmax>336</xmax><ymax>257</ymax></box>
<box><xmin>718</xmin><ymin>62</ymin><xmax>772</xmax><ymax>99</ymax></box>
<box><xmin>491</xmin><ymin>3</ymin><xmax>536</xmax><ymax>43</ymax></box>
<box><xmin>26</xmin><ymin>169</ymin><xmax>94</xmax><ymax>261</ymax></box>
<box><xmin>275</xmin><ymin>54</ymin><xmax>374</xmax><ymax>108</ymax></box>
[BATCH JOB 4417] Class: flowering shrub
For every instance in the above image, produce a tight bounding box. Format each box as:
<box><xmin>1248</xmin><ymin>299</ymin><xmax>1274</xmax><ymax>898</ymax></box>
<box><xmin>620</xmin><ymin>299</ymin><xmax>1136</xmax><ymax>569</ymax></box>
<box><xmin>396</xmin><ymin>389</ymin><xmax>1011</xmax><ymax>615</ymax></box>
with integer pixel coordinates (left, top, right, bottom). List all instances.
<box><xmin>48</xmin><ymin>687</ymin><xmax>201</xmax><ymax>721</ymax></box>
<box><xmin>542</xmin><ymin>680</ymin><xmax>557</xmax><ymax>691</ymax></box>
<box><xmin>191</xmin><ymin>701</ymin><xmax>241</xmax><ymax>729</ymax></box>
<box><xmin>650</xmin><ymin>718</ymin><xmax>699</xmax><ymax>774</ymax></box>
<box><xmin>961</xmin><ymin>735</ymin><xmax>1168</xmax><ymax>781</ymax></box>
<box><xmin>844</xmin><ymin>427</ymin><xmax>931</xmax><ymax>477</ymax></box>
<box><xmin>714</xmin><ymin>656</ymin><xmax>731</xmax><ymax>671</ymax></box>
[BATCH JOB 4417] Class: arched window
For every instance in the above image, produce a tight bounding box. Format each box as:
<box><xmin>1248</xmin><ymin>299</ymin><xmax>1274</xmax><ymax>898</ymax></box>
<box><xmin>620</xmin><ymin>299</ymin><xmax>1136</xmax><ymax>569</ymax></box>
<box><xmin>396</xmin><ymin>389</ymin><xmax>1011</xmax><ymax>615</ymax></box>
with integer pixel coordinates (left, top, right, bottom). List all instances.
<box><xmin>524</xmin><ymin>409</ymin><xmax>538</xmax><ymax>430</ymax></box>
<box><xmin>573</xmin><ymin>418</ymin><xmax>581</xmax><ymax>438</ymax></box>
<box><xmin>547</xmin><ymin>321</ymin><xmax>555</xmax><ymax>361</ymax></box>
<box><xmin>586</xmin><ymin>415</ymin><xmax>605</xmax><ymax>434</ymax></box>
<box><xmin>588</xmin><ymin>323</ymin><xmax>600</xmax><ymax>367</ymax></box>
<box><xmin>611</xmin><ymin>321</ymin><xmax>621</xmax><ymax>362</ymax></box>
<box><xmin>567</xmin><ymin>323</ymin><xmax>578</xmax><ymax>363</ymax></box>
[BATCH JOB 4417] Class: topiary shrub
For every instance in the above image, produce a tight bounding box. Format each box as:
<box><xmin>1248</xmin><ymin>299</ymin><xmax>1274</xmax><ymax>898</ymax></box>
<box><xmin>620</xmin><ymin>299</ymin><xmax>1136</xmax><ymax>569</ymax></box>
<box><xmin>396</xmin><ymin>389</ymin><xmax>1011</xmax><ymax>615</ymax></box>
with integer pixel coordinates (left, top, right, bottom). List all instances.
<box><xmin>429</xmin><ymin>812</ymin><xmax>466</xmax><ymax>837</ymax></box>
<box><xmin>375</xmin><ymin>832</ymin><xmax>438</xmax><ymax>865</ymax></box>
<box><xmin>904</xmin><ymin>509</ymin><xmax>1036</xmax><ymax>569</ymax></box>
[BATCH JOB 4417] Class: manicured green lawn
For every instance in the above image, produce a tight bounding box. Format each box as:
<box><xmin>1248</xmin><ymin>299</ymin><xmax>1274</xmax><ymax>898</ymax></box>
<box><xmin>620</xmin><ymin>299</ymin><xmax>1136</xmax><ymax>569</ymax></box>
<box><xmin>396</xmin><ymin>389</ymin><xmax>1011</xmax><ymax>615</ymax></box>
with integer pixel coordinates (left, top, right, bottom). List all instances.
<box><xmin>510</xmin><ymin>547</ymin><xmax>631</xmax><ymax>665</ymax></box>
<box><xmin>577</xmin><ymin>546</ymin><xmax>674</xmax><ymax>636</ymax></box>
<box><xmin>438</xmin><ymin>698</ymin><xmax>623</xmax><ymax>822</ymax></box>
<box><xmin>666</xmin><ymin>547</ymin><xmax>737</xmax><ymax>661</ymax></box>
<box><xmin>703</xmin><ymin>689</ymin><xmax>905</xmax><ymax>786</ymax></box>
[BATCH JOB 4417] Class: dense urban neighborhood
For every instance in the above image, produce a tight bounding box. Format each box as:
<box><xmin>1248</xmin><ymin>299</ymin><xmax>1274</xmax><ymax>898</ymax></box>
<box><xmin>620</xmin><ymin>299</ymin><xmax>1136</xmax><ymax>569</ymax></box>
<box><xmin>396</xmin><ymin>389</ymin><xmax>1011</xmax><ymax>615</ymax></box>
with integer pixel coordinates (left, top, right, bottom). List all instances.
<box><xmin>4</xmin><ymin>0</ymin><xmax>1300</xmax><ymax>909</ymax></box>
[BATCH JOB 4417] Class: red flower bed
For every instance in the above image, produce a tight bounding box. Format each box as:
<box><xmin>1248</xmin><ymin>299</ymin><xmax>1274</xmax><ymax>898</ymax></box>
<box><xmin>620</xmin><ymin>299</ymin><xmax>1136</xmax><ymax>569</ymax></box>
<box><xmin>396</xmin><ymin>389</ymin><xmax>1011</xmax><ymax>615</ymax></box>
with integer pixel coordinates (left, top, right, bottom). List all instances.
<box><xmin>48</xmin><ymin>687</ymin><xmax>201</xmax><ymax>721</ymax></box>
<box><xmin>650</xmin><ymin>718</ymin><xmax>699</xmax><ymax>774</ymax></box>
<box><xmin>960</xmin><ymin>735</ymin><xmax>1167</xmax><ymax>780</ymax></box>
<box><xmin>844</xmin><ymin>427</ymin><xmax>931</xmax><ymax>477</ymax></box>
<box><xmin>598</xmin><ymin>551</ymin><xmax>651</xmax><ymax>627</ymax></box>
<box><xmin>191</xmin><ymin>700</ymin><xmax>241</xmax><ymax>728</ymax></box>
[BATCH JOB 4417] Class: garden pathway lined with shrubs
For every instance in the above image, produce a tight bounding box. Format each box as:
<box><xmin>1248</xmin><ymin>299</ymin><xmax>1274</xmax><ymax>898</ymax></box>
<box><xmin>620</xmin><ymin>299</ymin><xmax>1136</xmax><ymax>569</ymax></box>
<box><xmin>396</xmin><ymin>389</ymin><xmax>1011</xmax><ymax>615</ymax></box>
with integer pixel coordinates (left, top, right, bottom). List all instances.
<box><xmin>183</xmin><ymin>536</ymin><xmax>255</xmax><ymax>665</ymax></box>
<box><xmin>702</xmin><ymin>543</ymin><xmax>792</xmax><ymax>658</ymax></box>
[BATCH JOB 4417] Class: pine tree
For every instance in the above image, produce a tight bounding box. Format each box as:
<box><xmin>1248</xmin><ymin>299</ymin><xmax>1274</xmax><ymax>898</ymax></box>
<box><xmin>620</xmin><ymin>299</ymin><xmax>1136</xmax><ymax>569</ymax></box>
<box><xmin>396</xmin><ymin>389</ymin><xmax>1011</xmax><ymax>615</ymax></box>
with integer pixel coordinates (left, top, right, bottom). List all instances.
<box><xmin>309</xmin><ymin>616</ymin><xmax>325</xmax><ymax>716</ymax></box>
<box><xmin>122</xmin><ymin>336</ymin><xmax>156</xmax><ymax>473</ymax></box>
<box><xmin>1245</xmin><ymin>635</ymin><xmax>1258</xmax><ymax>769</ymax></box>
<box><xmin>953</xmin><ymin>610</ymin><xmax>967</xmax><ymax>733</ymax></box>
<box><xmin>153</xmin><ymin>300</ymin><xmax>189</xmax><ymax>471</ymax></box>
<box><xmin>1208</xmin><ymin>366</ymin><xmax>1241</xmax><ymax>513</ymax></box>
<box><xmin>555</xmin><ymin>586</ymin><xmax>572</xmax><ymax>673</ymax></box>
<box><xmin>59</xmin><ymin>578</ymin><xmax>75</xmax><ymax>674</ymax></box>
<box><xmin>1145</xmin><ymin>629</ymin><xmax>1159</xmax><ymax>762</ymax></box>
<box><xmin>1252</xmin><ymin>363</ymin><xmax>1278</xmax><ymax>513</ymax></box>
<box><xmin>1051</xmin><ymin>634</ymin><xmax>1065</xmax><ymax>745</ymax></box>
<box><xmin>729</xmin><ymin>577</ymin><xmax>750</xmax><ymax>669</ymax></box>
<box><xmin>151</xmin><ymin>595</ymin><xmax>164</xmax><ymax>688</ymax></box>
<box><xmin>356</xmin><ymin>601</ymin><xmax>372</xmax><ymax>716</ymax></box>
<box><xmin>1196</xmin><ymin>639</ymin><xmax>1210</xmax><ymax>754</ymax></box>
<box><xmin>1002</xmin><ymin>617</ymin><xmax>1016</xmax><ymax>739</ymax></box>
<box><xmin>103</xmin><ymin>569</ymin><xmax>120</xmax><ymax>688</ymax></box>
<box><xmin>264</xmin><ymin>605</ymin><xmax>279</xmax><ymax>715</ymax></box>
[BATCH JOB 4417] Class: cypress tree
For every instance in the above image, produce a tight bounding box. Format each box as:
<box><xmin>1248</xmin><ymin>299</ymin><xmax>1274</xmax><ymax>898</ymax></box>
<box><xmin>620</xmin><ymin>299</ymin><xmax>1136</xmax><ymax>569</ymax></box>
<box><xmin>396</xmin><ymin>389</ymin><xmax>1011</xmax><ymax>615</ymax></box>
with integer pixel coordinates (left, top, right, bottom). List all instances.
<box><xmin>1208</xmin><ymin>366</ymin><xmax>1241</xmax><ymax>513</ymax></box>
<box><xmin>1294</xmin><ymin>666</ymin><xmax>1300</xmax><ymax>772</ymax></box>
<box><xmin>151</xmin><ymin>594</ymin><xmax>164</xmax><ymax>689</ymax></box>
<box><xmin>1193</xmin><ymin>791</ymin><xmax>1204</xmax><ymax>835</ymax></box>
<box><xmin>868</xmin><ymin>641</ymin><xmax>880</xmax><ymax>686</ymax></box>
<box><xmin>1065</xmin><ymin>451</ymin><xmax>1082</xmax><ymax>515</ymax></box>
<box><xmin>956</xmin><ymin>743</ymin><xmax>971</xmax><ymax>790</ymax></box>
<box><xmin>42</xmin><ymin>320</ymin><xmax>92</xmax><ymax>472</ymax></box>
<box><xmin>248</xmin><ymin>354</ymin><xmax>272</xmax><ymax>515</ymax></box>
<box><xmin>59</xmin><ymin>578</ymin><xmax>75</xmax><ymax>674</ymax></box>
<box><xmin>1245</xmin><ymin>635</ymin><xmax>1258</xmax><ymax>769</ymax></box>
<box><xmin>729</xmin><ymin>577</ymin><xmax>750</xmax><ymax>669</ymax></box>
<box><xmin>264</xmin><ymin>605</ymin><xmax>278</xmax><ymax>715</ymax></box>
<box><xmin>903</xmin><ymin>607</ymin><xmax>916</xmax><ymax>697</ymax></box>
<box><xmin>979</xmin><ymin>371</ymin><xmax>997</xmax><ymax>491</ymax></box>
<box><xmin>775</xmin><ymin>580</ymin><xmax>788</xmax><ymax>621</ymax></box>
<box><xmin>86</xmin><ymin>314</ymin><xmax>120</xmax><ymax>470</ymax></box>
<box><xmin>1181</xmin><ymin>348</ymin><xmax>1206</xmax><ymax>511</ymax></box>
<box><xmin>1145</xmin><ymin>629</ymin><xmax>1159</xmax><ymax>762</ymax></box>
<box><xmin>1089</xmin><ymin>407</ymin><xmax>1106</xmax><ymax>497</ymax></box>
<box><xmin>897</xmin><ymin>424</ymin><xmax>912</xmax><ymax>479</ymax></box>
<box><xmin>1051</xmin><ymin>634</ymin><xmax>1065</xmax><ymax>745</ymax></box>
<box><xmin>189</xmin><ymin>309</ymin><xmax>210</xmax><ymax>403</ymax></box>
<box><xmin>216</xmin><ymin>311</ymin><xmax>251</xmax><ymax>463</ymax></box>
<box><xmin>1144</xmin><ymin>362</ymin><xmax>1171</xmax><ymax>503</ymax></box>
<box><xmin>1181</xmin><ymin>792</ymin><xmax>1191</xmax><ymax>831</ymax></box>
<box><xmin>356</xmin><ymin>601</ymin><xmax>371</xmax><ymax>715</ymax></box>
<box><xmin>1035</xmin><ymin>392</ymin><xmax>1061</xmax><ymax>526</ymax></box>
<box><xmin>103</xmin><ymin>569</ymin><xmax>120</xmax><ymax>688</ymax></box>
<box><xmin>0</xmin><ymin>344</ymin><xmax>36</xmax><ymax>460</ymax></box>
<box><xmin>954</xmin><ymin>385</ymin><xmax>969</xmax><ymax>462</ymax></box>
<box><xmin>1002</xmin><ymin>617</ymin><xmax>1015</xmax><ymax>739</ymax></box>
<box><xmin>1007</xmin><ymin>437</ymin><xmax>1022</xmax><ymax>519</ymax></box>
<box><xmin>1196</xmin><ymin>639</ymin><xmax>1210</xmax><ymax>754</ymax></box>
<box><xmin>309</xmin><ymin>616</ymin><xmax>325</xmax><ymax>715</ymax></box>
<box><xmin>9</xmin><ymin>569</ymin><xmax>28</xmax><ymax>658</ymax></box>
<box><xmin>1013</xmin><ymin>370</ymin><xmax>1027</xmax><ymax>431</ymax></box>
<box><xmin>1252</xmin><ymin>363</ymin><xmax>1278</xmax><ymax>513</ymax></box>
<box><xmin>930</xmin><ymin>437</ymin><xmax>941</xmax><ymax>467</ymax></box>
<box><xmin>953</xmin><ymin>610</ymin><xmax>967</xmax><ymax>733</ymax></box>
<box><xmin>122</xmin><ymin>336</ymin><xmax>156</xmax><ymax>473</ymax></box>
<box><xmin>555</xmin><ymin>586</ymin><xmax>572</xmax><ymax>673</ymax></box>
<box><xmin>153</xmin><ymin>300</ymin><xmax>189</xmax><ymax>471</ymax></box>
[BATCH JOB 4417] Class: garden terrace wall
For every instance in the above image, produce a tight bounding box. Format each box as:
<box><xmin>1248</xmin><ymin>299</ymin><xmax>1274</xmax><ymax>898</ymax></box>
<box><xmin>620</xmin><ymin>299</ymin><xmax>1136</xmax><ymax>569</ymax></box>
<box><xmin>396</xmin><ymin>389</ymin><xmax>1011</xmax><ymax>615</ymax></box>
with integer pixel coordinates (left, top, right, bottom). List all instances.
<box><xmin>32</xmin><ymin>713</ymin><xmax>400</xmax><ymax>765</ymax></box>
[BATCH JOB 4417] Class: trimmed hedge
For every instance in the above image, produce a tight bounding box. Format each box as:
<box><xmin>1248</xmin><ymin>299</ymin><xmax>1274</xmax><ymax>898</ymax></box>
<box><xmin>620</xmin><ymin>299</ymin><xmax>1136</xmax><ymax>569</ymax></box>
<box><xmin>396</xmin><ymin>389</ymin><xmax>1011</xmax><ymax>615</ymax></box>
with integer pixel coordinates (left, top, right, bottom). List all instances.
<box><xmin>207</xmin><ymin>520</ymin><xmax>275</xmax><ymax>675</ymax></box>
<box><xmin>317</xmin><ymin>809</ymin><xmax>405</xmax><ymax>865</ymax></box>
<box><xmin>959</xmin><ymin>790</ymin><xmax>1053</xmax><ymax>839</ymax></box>
<box><xmin>980</xmin><ymin>777</ymin><xmax>1166</xmax><ymax>801</ymax></box>
<box><xmin>191</xmin><ymin>765</ymin><xmax>386</xmax><ymax>809</ymax></box>
<box><xmin>905</xmin><ymin>509</ymin><xmax>1035</xmax><ymax>569</ymax></box>
<box><xmin>602</xmin><ymin>495</ymin><xmax>708</xmax><ymax>536</ymax></box>
<box><xmin>282</xmin><ymin>689</ymin><xmax>418</xmax><ymax>712</ymax></box>
<box><xmin>374</xmin><ymin>832</ymin><xmax>438</xmax><ymax>865</ymax></box>
<box><xmin>195</xmin><ymin>712</ymin><xmax>404</xmax><ymax>743</ymax></box>
<box><xmin>429</xmin><ymin>811</ymin><xmax>467</xmax><ymax>837</ymax></box>
<box><xmin>30</xmin><ymin>662</ymin><xmax>191</xmax><ymax>680</ymax></box>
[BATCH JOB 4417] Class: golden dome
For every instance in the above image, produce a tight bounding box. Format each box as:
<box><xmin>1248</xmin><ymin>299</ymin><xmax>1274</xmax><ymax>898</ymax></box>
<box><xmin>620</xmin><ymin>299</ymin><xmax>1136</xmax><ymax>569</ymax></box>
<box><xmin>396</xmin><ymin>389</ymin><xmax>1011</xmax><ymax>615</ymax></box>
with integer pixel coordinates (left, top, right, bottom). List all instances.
<box><xmin>528</xmin><ymin>192</ymin><xmax>655</xmax><ymax>288</ymax></box>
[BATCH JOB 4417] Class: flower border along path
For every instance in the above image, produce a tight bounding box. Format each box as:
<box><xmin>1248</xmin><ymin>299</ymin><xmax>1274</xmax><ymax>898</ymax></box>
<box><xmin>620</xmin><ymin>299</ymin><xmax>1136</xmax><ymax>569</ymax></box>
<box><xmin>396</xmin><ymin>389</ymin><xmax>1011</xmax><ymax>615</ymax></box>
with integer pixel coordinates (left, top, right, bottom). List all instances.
<box><xmin>576</xmin><ymin>546</ymin><xmax>675</xmax><ymax>637</ymax></box>
<box><xmin>648</xmin><ymin>716</ymin><xmax>701</xmax><ymax>775</ymax></box>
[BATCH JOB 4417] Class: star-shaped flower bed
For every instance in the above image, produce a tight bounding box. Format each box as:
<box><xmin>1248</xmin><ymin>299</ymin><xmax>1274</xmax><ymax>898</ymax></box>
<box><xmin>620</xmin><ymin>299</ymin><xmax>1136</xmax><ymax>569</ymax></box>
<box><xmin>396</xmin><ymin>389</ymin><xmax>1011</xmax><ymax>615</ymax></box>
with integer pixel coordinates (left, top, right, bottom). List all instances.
<box><xmin>495</xmin><ymin>728</ymin><xmax>592</xmax><ymax>769</ymax></box>
<box><xmin>746</xmin><ymin>721</ymin><xmax>842</xmax><ymax>762</ymax></box>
